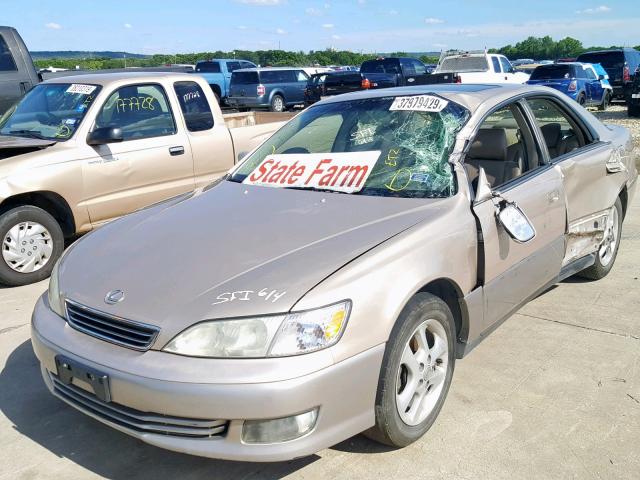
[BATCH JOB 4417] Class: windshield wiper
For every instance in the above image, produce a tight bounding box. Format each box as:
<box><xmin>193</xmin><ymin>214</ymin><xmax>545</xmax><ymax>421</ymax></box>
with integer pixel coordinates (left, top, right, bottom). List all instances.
<box><xmin>283</xmin><ymin>186</ymin><xmax>352</xmax><ymax>195</ymax></box>
<box><xmin>6</xmin><ymin>130</ymin><xmax>50</xmax><ymax>140</ymax></box>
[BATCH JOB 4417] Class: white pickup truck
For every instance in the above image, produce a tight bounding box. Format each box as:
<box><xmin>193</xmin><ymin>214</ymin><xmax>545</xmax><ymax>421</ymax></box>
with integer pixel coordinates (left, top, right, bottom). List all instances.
<box><xmin>0</xmin><ymin>72</ymin><xmax>290</xmax><ymax>286</ymax></box>
<box><xmin>425</xmin><ymin>50</ymin><xmax>530</xmax><ymax>85</ymax></box>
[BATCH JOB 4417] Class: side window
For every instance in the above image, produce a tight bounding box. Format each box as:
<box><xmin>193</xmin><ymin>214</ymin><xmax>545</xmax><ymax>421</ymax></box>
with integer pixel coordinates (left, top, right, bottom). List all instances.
<box><xmin>295</xmin><ymin>70</ymin><xmax>308</xmax><ymax>82</ymax></box>
<box><xmin>226</xmin><ymin>61</ymin><xmax>242</xmax><ymax>72</ymax></box>
<box><xmin>400</xmin><ymin>59</ymin><xmax>415</xmax><ymax>76</ymax></box>
<box><xmin>499</xmin><ymin>57</ymin><xmax>512</xmax><ymax>73</ymax></box>
<box><xmin>584</xmin><ymin>67</ymin><xmax>596</xmax><ymax>80</ymax></box>
<box><xmin>526</xmin><ymin>97</ymin><xmax>589</xmax><ymax>160</ymax></box>
<box><xmin>412</xmin><ymin>60</ymin><xmax>427</xmax><ymax>75</ymax></box>
<box><xmin>95</xmin><ymin>84</ymin><xmax>176</xmax><ymax>141</ymax></box>
<box><xmin>465</xmin><ymin>103</ymin><xmax>538</xmax><ymax>188</ymax></box>
<box><xmin>240</xmin><ymin>61</ymin><xmax>255</xmax><ymax>69</ymax></box>
<box><xmin>492</xmin><ymin>57</ymin><xmax>502</xmax><ymax>73</ymax></box>
<box><xmin>0</xmin><ymin>35</ymin><xmax>17</xmax><ymax>72</ymax></box>
<box><xmin>174</xmin><ymin>81</ymin><xmax>214</xmax><ymax>132</ymax></box>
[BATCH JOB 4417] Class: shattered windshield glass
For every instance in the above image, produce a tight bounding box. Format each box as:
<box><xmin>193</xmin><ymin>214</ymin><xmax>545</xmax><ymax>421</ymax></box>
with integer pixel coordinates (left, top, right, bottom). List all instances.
<box><xmin>229</xmin><ymin>96</ymin><xmax>470</xmax><ymax>198</ymax></box>
<box><xmin>0</xmin><ymin>83</ymin><xmax>101</xmax><ymax>141</ymax></box>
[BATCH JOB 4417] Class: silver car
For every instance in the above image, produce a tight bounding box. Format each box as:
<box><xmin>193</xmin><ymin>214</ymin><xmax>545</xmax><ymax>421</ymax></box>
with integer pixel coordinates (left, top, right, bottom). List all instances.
<box><xmin>32</xmin><ymin>84</ymin><xmax>637</xmax><ymax>462</ymax></box>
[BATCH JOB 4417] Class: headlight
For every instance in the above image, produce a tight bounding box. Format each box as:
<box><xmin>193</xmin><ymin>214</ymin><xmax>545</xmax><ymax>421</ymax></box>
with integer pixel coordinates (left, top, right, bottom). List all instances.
<box><xmin>48</xmin><ymin>259</ymin><xmax>65</xmax><ymax>317</ymax></box>
<box><xmin>163</xmin><ymin>300</ymin><xmax>351</xmax><ymax>358</ymax></box>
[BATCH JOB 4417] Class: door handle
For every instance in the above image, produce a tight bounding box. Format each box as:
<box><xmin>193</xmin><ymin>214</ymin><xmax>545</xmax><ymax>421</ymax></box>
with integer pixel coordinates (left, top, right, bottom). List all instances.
<box><xmin>169</xmin><ymin>146</ymin><xmax>185</xmax><ymax>156</ymax></box>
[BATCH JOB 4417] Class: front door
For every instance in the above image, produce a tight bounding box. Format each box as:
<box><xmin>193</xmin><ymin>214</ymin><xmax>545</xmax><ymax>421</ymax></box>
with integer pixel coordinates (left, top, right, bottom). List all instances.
<box><xmin>82</xmin><ymin>83</ymin><xmax>194</xmax><ymax>225</ymax></box>
<box><xmin>466</xmin><ymin>100</ymin><xmax>567</xmax><ymax>334</ymax></box>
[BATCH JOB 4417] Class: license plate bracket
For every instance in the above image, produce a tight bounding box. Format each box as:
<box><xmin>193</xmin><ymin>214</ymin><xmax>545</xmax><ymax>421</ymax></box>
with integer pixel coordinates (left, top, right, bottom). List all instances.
<box><xmin>55</xmin><ymin>355</ymin><xmax>111</xmax><ymax>403</ymax></box>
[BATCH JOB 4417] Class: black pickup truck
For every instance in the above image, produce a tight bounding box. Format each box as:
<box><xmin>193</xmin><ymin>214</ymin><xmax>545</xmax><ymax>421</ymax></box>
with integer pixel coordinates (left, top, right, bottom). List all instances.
<box><xmin>629</xmin><ymin>74</ymin><xmax>640</xmax><ymax>117</ymax></box>
<box><xmin>305</xmin><ymin>57</ymin><xmax>432</xmax><ymax>104</ymax></box>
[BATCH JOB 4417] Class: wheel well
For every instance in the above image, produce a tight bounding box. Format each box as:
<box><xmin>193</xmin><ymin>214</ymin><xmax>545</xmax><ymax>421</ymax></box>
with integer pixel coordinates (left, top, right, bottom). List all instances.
<box><xmin>0</xmin><ymin>192</ymin><xmax>75</xmax><ymax>237</ymax></box>
<box><xmin>210</xmin><ymin>84</ymin><xmax>221</xmax><ymax>97</ymax></box>
<box><xmin>417</xmin><ymin>278</ymin><xmax>463</xmax><ymax>341</ymax></box>
<box><xmin>619</xmin><ymin>186</ymin><xmax>628</xmax><ymax>219</ymax></box>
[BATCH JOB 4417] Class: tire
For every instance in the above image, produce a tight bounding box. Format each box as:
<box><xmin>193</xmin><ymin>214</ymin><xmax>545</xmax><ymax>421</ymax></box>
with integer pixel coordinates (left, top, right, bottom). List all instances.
<box><xmin>598</xmin><ymin>92</ymin><xmax>610</xmax><ymax>111</ymax></box>
<box><xmin>364</xmin><ymin>292</ymin><xmax>456</xmax><ymax>447</ymax></box>
<box><xmin>629</xmin><ymin>103</ymin><xmax>640</xmax><ymax>118</ymax></box>
<box><xmin>269</xmin><ymin>94</ymin><xmax>285</xmax><ymax>113</ymax></box>
<box><xmin>0</xmin><ymin>206</ymin><xmax>64</xmax><ymax>286</ymax></box>
<box><xmin>577</xmin><ymin>94</ymin><xmax>586</xmax><ymax>107</ymax></box>
<box><xmin>578</xmin><ymin>198</ymin><xmax>623</xmax><ymax>280</ymax></box>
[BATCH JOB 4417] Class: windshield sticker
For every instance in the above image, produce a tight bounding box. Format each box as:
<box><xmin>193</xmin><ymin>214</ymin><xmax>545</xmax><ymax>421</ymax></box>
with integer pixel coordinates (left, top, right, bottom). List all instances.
<box><xmin>410</xmin><ymin>172</ymin><xmax>431</xmax><ymax>183</ymax></box>
<box><xmin>390</xmin><ymin>95</ymin><xmax>448</xmax><ymax>112</ymax></box>
<box><xmin>64</xmin><ymin>118</ymin><xmax>77</xmax><ymax>125</ymax></box>
<box><xmin>243</xmin><ymin>151</ymin><xmax>381</xmax><ymax>194</ymax></box>
<box><xmin>66</xmin><ymin>84</ymin><xmax>97</xmax><ymax>95</ymax></box>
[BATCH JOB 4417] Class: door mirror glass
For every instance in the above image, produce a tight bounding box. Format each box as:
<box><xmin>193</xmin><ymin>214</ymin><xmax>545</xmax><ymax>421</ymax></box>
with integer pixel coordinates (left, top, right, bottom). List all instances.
<box><xmin>497</xmin><ymin>202</ymin><xmax>535</xmax><ymax>243</ymax></box>
<box><xmin>87</xmin><ymin>126</ymin><xmax>123</xmax><ymax>145</ymax></box>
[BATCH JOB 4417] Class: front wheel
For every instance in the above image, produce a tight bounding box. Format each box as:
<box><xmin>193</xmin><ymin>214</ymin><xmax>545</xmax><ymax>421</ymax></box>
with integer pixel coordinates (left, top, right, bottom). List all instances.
<box><xmin>577</xmin><ymin>94</ymin><xmax>586</xmax><ymax>107</ymax></box>
<box><xmin>364</xmin><ymin>293</ymin><xmax>455</xmax><ymax>447</ymax></box>
<box><xmin>578</xmin><ymin>198</ymin><xmax>622</xmax><ymax>280</ymax></box>
<box><xmin>598</xmin><ymin>92</ymin><xmax>610</xmax><ymax>111</ymax></box>
<box><xmin>629</xmin><ymin>103</ymin><xmax>640</xmax><ymax>118</ymax></box>
<box><xmin>0</xmin><ymin>206</ymin><xmax>64</xmax><ymax>286</ymax></box>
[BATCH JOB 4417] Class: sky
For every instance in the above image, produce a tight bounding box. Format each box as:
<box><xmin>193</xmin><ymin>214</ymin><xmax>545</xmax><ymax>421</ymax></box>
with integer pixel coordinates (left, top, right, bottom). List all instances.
<box><xmin>3</xmin><ymin>0</ymin><xmax>639</xmax><ymax>54</ymax></box>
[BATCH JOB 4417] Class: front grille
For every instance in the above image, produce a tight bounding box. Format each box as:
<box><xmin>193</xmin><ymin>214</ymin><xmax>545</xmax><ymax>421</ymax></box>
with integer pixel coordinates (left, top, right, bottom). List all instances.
<box><xmin>51</xmin><ymin>375</ymin><xmax>229</xmax><ymax>438</ymax></box>
<box><xmin>65</xmin><ymin>299</ymin><xmax>159</xmax><ymax>351</ymax></box>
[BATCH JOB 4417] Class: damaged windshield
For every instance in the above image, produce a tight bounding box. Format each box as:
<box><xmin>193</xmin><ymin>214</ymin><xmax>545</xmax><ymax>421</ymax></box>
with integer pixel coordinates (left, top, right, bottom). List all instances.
<box><xmin>0</xmin><ymin>83</ymin><xmax>101</xmax><ymax>141</ymax></box>
<box><xmin>229</xmin><ymin>95</ymin><xmax>470</xmax><ymax>198</ymax></box>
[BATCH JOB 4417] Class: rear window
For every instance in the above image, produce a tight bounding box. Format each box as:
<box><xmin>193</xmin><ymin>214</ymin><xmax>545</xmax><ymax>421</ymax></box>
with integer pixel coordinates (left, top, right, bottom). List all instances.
<box><xmin>0</xmin><ymin>34</ymin><xmax>17</xmax><ymax>72</ymax></box>
<box><xmin>361</xmin><ymin>59</ymin><xmax>401</xmax><ymax>74</ymax></box>
<box><xmin>196</xmin><ymin>61</ymin><xmax>221</xmax><ymax>73</ymax></box>
<box><xmin>530</xmin><ymin>65</ymin><xmax>574</xmax><ymax>80</ymax></box>
<box><xmin>439</xmin><ymin>56</ymin><xmax>489</xmax><ymax>73</ymax></box>
<box><xmin>577</xmin><ymin>51</ymin><xmax>625</xmax><ymax>69</ymax></box>
<box><xmin>231</xmin><ymin>71</ymin><xmax>259</xmax><ymax>85</ymax></box>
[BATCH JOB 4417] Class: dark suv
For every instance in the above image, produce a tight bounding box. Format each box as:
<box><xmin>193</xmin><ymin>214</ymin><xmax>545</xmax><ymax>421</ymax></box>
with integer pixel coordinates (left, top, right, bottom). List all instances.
<box><xmin>628</xmin><ymin>74</ymin><xmax>640</xmax><ymax>117</ymax></box>
<box><xmin>576</xmin><ymin>48</ymin><xmax>640</xmax><ymax>101</ymax></box>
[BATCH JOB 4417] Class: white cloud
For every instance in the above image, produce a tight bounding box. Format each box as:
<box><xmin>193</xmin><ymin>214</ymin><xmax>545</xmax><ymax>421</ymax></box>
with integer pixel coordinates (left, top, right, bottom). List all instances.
<box><xmin>237</xmin><ymin>25</ymin><xmax>248</xmax><ymax>29</ymax></box>
<box><xmin>306</xmin><ymin>7</ymin><xmax>322</xmax><ymax>16</ymax></box>
<box><xmin>433</xmin><ymin>43</ymin><xmax>447</xmax><ymax>49</ymax></box>
<box><xmin>322</xmin><ymin>23</ymin><xmax>334</xmax><ymax>29</ymax></box>
<box><xmin>332</xmin><ymin>34</ymin><xmax>341</xmax><ymax>40</ymax></box>
<box><xmin>576</xmin><ymin>5</ymin><xmax>611</xmax><ymax>14</ymax></box>
<box><xmin>425</xmin><ymin>17</ymin><xmax>445</xmax><ymax>25</ymax></box>
<box><xmin>388</xmin><ymin>9</ymin><xmax>399</xmax><ymax>15</ymax></box>
<box><xmin>124</xmin><ymin>23</ymin><xmax>133</xmax><ymax>29</ymax></box>
<box><xmin>324</xmin><ymin>3</ymin><xmax>331</xmax><ymax>8</ymax></box>
<box><xmin>357</xmin><ymin>0</ymin><xmax>366</xmax><ymax>4</ymax></box>
<box><xmin>276</xmin><ymin>28</ymin><xmax>287</xmax><ymax>34</ymax></box>
<box><xmin>236</xmin><ymin>0</ymin><xmax>282</xmax><ymax>5</ymax></box>
<box><xmin>45</xmin><ymin>22</ymin><xmax>62</xmax><ymax>30</ymax></box>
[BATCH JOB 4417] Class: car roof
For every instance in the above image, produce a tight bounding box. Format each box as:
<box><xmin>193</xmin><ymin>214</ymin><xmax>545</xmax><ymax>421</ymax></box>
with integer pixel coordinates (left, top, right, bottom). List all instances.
<box><xmin>41</xmin><ymin>71</ymin><xmax>197</xmax><ymax>87</ymax></box>
<box><xmin>315</xmin><ymin>84</ymin><xmax>542</xmax><ymax>111</ymax></box>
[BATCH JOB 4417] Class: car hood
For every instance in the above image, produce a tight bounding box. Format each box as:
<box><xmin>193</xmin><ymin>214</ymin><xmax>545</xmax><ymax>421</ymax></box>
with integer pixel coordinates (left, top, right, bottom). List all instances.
<box><xmin>59</xmin><ymin>180</ymin><xmax>449</xmax><ymax>347</ymax></box>
<box><xmin>0</xmin><ymin>134</ymin><xmax>57</xmax><ymax>150</ymax></box>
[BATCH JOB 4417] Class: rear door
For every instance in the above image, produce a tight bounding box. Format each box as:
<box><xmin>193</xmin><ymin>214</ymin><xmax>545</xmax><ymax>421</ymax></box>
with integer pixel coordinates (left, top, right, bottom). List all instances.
<box><xmin>82</xmin><ymin>83</ymin><xmax>195</xmax><ymax>224</ymax></box>
<box><xmin>0</xmin><ymin>31</ymin><xmax>29</xmax><ymax>114</ymax></box>
<box><xmin>469</xmin><ymin>100</ymin><xmax>567</xmax><ymax>334</ymax></box>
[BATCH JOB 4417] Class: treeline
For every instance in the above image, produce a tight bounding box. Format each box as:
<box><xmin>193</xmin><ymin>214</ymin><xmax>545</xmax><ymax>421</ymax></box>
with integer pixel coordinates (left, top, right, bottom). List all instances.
<box><xmin>33</xmin><ymin>49</ymin><xmax>438</xmax><ymax>70</ymax></box>
<box><xmin>490</xmin><ymin>36</ymin><xmax>640</xmax><ymax>60</ymax></box>
<box><xmin>33</xmin><ymin>36</ymin><xmax>640</xmax><ymax>71</ymax></box>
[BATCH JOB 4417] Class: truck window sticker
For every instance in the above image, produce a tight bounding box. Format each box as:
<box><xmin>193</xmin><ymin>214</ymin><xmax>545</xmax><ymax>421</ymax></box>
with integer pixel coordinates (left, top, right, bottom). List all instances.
<box><xmin>66</xmin><ymin>84</ymin><xmax>97</xmax><ymax>95</ymax></box>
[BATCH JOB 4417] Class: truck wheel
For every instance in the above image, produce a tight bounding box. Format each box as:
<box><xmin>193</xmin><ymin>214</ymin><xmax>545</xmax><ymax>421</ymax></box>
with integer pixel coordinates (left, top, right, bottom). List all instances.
<box><xmin>270</xmin><ymin>95</ymin><xmax>285</xmax><ymax>112</ymax></box>
<box><xmin>578</xmin><ymin>198</ymin><xmax>622</xmax><ymax>280</ymax></box>
<box><xmin>629</xmin><ymin>103</ymin><xmax>640</xmax><ymax>118</ymax></box>
<box><xmin>598</xmin><ymin>92</ymin><xmax>610</xmax><ymax>111</ymax></box>
<box><xmin>0</xmin><ymin>206</ymin><xmax>64</xmax><ymax>286</ymax></box>
<box><xmin>364</xmin><ymin>292</ymin><xmax>455</xmax><ymax>447</ymax></box>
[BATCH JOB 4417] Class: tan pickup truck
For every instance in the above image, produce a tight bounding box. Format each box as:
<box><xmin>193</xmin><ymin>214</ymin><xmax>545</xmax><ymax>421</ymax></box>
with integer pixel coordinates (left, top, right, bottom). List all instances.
<box><xmin>0</xmin><ymin>72</ymin><xmax>290</xmax><ymax>286</ymax></box>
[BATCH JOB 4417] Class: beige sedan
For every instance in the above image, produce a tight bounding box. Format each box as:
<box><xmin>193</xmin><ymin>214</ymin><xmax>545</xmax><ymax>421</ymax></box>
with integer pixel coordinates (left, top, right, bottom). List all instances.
<box><xmin>32</xmin><ymin>84</ymin><xmax>636</xmax><ymax>461</ymax></box>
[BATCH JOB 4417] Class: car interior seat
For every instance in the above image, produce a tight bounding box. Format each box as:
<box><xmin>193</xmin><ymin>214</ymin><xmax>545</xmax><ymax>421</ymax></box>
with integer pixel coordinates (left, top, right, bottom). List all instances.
<box><xmin>465</xmin><ymin>128</ymin><xmax>523</xmax><ymax>188</ymax></box>
<box><xmin>541</xmin><ymin>123</ymin><xmax>580</xmax><ymax>158</ymax></box>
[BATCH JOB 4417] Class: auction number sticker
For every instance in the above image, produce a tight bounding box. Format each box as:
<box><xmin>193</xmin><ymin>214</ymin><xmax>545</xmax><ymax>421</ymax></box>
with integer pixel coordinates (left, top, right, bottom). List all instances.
<box><xmin>389</xmin><ymin>95</ymin><xmax>448</xmax><ymax>112</ymax></box>
<box><xmin>243</xmin><ymin>151</ymin><xmax>381</xmax><ymax>194</ymax></box>
<box><xmin>66</xmin><ymin>84</ymin><xmax>97</xmax><ymax>95</ymax></box>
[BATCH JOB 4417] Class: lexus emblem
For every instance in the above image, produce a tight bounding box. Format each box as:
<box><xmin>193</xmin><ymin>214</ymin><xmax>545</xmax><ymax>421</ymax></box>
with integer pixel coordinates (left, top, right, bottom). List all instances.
<box><xmin>104</xmin><ymin>289</ymin><xmax>125</xmax><ymax>305</ymax></box>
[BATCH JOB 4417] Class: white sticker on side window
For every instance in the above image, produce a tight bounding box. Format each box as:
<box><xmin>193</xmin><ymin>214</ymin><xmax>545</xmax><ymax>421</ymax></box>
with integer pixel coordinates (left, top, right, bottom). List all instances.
<box><xmin>66</xmin><ymin>84</ymin><xmax>97</xmax><ymax>95</ymax></box>
<box><xmin>389</xmin><ymin>95</ymin><xmax>448</xmax><ymax>112</ymax></box>
<box><xmin>243</xmin><ymin>151</ymin><xmax>381</xmax><ymax>194</ymax></box>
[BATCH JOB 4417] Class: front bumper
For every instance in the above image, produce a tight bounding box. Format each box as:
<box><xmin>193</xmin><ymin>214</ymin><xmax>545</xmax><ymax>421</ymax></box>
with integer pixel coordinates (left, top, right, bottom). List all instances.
<box><xmin>31</xmin><ymin>295</ymin><xmax>383</xmax><ymax>462</ymax></box>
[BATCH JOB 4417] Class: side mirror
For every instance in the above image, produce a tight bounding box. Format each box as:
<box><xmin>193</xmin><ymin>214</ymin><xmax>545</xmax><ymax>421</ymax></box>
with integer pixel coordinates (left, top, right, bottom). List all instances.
<box><xmin>497</xmin><ymin>202</ymin><xmax>536</xmax><ymax>243</ymax></box>
<box><xmin>237</xmin><ymin>151</ymin><xmax>249</xmax><ymax>162</ymax></box>
<box><xmin>598</xmin><ymin>74</ymin><xmax>605</xmax><ymax>80</ymax></box>
<box><xmin>87</xmin><ymin>127</ymin><xmax>123</xmax><ymax>146</ymax></box>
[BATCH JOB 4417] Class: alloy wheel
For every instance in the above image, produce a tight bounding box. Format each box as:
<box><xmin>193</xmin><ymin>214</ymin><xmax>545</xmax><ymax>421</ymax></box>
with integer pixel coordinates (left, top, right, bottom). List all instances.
<box><xmin>395</xmin><ymin>319</ymin><xmax>449</xmax><ymax>426</ymax></box>
<box><xmin>599</xmin><ymin>206</ymin><xmax>619</xmax><ymax>267</ymax></box>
